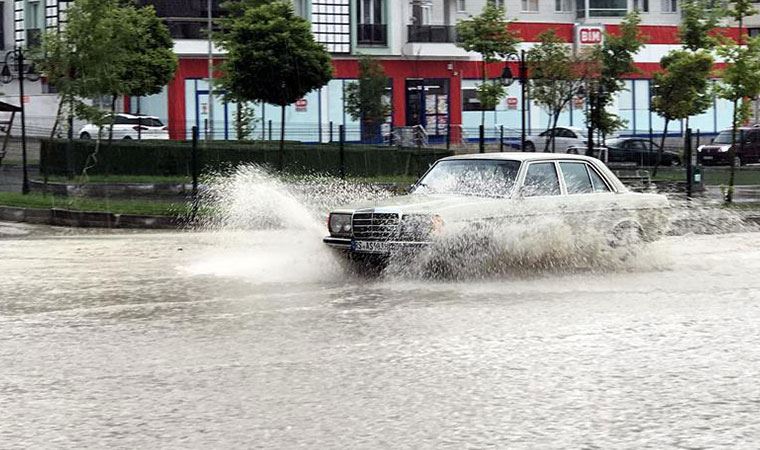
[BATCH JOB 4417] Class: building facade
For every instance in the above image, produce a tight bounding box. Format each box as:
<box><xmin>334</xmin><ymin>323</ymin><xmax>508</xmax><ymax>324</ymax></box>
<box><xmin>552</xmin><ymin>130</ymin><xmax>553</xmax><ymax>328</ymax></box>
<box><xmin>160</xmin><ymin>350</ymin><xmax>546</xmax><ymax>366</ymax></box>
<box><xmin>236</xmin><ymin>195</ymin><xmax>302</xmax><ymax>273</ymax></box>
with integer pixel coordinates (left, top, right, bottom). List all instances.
<box><xmin>0</xmin><ymin>0</ymin><xmax>752</xmax><ymax>141</ymax></box>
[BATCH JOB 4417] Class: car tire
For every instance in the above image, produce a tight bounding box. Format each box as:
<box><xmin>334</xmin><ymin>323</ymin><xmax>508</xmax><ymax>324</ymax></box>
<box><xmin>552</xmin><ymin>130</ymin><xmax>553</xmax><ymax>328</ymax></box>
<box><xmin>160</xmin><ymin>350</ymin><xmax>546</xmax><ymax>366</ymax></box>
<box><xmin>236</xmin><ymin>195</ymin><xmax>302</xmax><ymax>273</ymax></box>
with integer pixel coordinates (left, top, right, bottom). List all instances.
<box><xmin>80</xmin><ymin>132</ymin><xmax>91</xmax><ymax>140</ymax></box>
<box><xmin>123</xmin><ymin>136</ymin><xmax>132</xmax><ymax>140</ymax></box>
<box><xmin>670</xmin><ymin>157</ymin><xmax>681</xmax><ymax>167</ymax></box>
<box><xmin>524</xmin><ymin>141</ymin><xmax>535</xmax><ymax>152</ymax></box>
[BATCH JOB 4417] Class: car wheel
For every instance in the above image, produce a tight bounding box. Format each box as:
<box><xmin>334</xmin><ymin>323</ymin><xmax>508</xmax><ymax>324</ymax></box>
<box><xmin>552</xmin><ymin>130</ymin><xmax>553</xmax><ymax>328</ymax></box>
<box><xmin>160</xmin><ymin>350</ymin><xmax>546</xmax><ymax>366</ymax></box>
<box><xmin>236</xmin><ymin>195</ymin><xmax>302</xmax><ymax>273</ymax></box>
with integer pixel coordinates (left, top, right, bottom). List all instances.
<box><xmin>524</xmin><ymin>141</ymin><xmax>535</xmax><ymax>152</ymax></box>
<box><xmin>734</xmin><ymin>156</ymin><xmax>742</xmax><ymax>167</ymax></box>
<box><xmin>80</xmin><ymin>132</ymin><xmax>91</xmax><ymax>140</ymax></box>
<box><xmin>670</xmin><ymin>157</ymin><xmax>681</xmax><ymax>167</ymax></box>
<box><xmin>123</xmin><ymin>136</ymin><xmax>132</xmax><ymax>140</ymax></box>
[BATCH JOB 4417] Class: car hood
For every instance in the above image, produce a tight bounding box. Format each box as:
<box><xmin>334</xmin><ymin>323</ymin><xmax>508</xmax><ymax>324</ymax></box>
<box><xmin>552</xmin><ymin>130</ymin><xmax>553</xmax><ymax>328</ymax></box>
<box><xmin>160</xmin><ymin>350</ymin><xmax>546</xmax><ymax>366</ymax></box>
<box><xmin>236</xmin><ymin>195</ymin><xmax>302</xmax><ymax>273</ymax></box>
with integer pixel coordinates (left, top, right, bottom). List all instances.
<box><xmin>333</xmin><ymin>193</ymin><xmax>508</xmax><ymax>216</ymax></box>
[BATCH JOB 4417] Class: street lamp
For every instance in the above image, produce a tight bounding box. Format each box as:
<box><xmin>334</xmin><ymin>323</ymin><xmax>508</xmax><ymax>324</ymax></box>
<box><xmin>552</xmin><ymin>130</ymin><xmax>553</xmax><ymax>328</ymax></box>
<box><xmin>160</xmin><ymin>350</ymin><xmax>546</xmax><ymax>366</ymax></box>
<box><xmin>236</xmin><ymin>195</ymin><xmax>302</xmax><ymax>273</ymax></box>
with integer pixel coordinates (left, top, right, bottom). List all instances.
<box><xmin>500</xmin><ymin>50</ymin><xmax>528</xmax><ymax>151</ymax></box>
<box><xmin>1</xmin><ymin>49</ymin><xmax>39</xmax><ymax>195</ymax></box>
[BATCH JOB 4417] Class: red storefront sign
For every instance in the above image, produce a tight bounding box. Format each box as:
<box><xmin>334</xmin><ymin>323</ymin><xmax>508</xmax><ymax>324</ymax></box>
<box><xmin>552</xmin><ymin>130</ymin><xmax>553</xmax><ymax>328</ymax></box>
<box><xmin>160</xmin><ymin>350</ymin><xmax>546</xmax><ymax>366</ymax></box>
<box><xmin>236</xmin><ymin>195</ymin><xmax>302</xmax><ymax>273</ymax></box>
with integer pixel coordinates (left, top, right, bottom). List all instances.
<box><xmin>506</xmin><ymin>97</ymin><xmax>518</xmax><ymax>110</ymax></box>
<box><xmin>295</xmin><ymin>98</ymin><xmax>308</xmax><ymax>112</ymax></box>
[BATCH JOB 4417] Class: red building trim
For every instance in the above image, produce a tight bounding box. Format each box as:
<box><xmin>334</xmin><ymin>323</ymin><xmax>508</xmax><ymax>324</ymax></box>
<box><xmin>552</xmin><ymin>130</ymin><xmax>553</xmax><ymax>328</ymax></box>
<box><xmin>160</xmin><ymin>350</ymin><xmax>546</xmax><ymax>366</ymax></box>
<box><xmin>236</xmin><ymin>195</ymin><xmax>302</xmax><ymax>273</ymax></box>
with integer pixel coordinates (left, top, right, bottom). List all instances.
<box><xmin>166</xmin><ymin>23</ymin><xmax>741</xmax><ymax>139</ymax></box>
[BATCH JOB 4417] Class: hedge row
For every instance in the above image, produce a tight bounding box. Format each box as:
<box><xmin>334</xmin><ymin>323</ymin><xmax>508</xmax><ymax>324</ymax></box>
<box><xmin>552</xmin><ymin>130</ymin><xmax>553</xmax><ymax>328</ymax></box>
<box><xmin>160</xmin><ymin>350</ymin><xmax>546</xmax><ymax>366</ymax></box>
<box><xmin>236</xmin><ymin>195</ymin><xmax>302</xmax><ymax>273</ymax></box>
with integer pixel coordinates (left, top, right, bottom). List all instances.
<box><xmin>39</xmin><ymin>139</ymin><xmax>453</xmax><ymax>178</ymax></box>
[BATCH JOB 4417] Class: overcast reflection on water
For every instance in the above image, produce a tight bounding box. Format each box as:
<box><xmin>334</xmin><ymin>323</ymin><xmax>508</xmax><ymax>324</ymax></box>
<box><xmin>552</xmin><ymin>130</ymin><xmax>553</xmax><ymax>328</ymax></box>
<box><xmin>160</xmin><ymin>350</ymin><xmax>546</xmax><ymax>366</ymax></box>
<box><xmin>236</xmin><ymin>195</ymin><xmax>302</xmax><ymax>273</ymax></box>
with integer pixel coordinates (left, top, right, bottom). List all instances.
<box><xmin>1</xmin><ymin>226</ymin><xmax>759</xmax><ymax>448</ymax></box>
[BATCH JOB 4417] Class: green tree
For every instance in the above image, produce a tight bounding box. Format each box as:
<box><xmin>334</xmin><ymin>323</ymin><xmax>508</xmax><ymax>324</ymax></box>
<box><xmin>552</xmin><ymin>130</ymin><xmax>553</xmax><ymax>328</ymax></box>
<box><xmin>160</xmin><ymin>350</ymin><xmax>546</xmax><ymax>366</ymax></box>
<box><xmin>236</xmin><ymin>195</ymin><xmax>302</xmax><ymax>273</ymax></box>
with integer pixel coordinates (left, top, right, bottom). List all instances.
<box><xmin>726</xmin><ymin>0</ymin><xmax>757</xmax><ymax>45</ymax></box>
<box><xmin>216</xmin><ymin>0</ymin><xmax>333</xmax><ymax>169</ymax></box>
<box><xmin>344</xmin><ymin>55</ymin><xmax>390</xmax><ymax>144</ymax></box>
<box><xmin>39</xmin><ymin>0</ymin><xmax>176</xmax><ymax>142</ymax></box>
<box><xmin>715</xmin><ymin>36</ymin><xmax>760</xmax><ymax>203</ymax></box>
<box><xmin>650</xmin><ymin>51</ymin><xmax>714</xmax><ymax>176</ymax></box>
<box><xmin>679</xmin><ymin>0</ymin><xmax>722</xmax><ymax>51</ymax></box>
<box><xmin>586</xmin><ymin>11</ymin><xmax>645</xmax><ymax>148</ymax></box>
<box><xmin>528</xmin><ymin>30</ymin><xmax>598</xmax><ymax>152</ymax></box>
<box><xmin>456</xmin><ymin>3</ymin><xmax>520</xmax><ymax>127</ymax></box>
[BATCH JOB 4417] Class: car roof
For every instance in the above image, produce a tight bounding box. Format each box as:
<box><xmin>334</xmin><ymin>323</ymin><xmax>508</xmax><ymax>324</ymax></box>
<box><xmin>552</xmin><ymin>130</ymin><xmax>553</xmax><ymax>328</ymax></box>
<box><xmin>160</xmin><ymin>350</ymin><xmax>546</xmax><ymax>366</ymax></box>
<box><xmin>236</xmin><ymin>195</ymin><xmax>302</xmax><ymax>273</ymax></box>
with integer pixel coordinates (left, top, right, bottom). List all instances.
<box><xmin>115</xmin><ymin>113</ymin><xmax>160</xmax><ymax>119</ymax></box>
<box><xmin>440</xmin><ymin>152</ymin><xmax>599</xmax><ymax>163</ymax></box>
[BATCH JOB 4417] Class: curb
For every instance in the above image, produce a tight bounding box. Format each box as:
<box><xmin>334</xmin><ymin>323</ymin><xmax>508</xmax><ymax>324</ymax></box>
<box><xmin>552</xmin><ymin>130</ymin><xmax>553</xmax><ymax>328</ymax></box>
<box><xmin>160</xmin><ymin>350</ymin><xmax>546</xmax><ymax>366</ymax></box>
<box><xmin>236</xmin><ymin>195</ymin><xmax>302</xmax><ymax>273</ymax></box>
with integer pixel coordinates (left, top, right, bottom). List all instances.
<box><xmin>0</xmin><ymin>205</ymin><xmax>181</xmax><ymax>229</ymax></box>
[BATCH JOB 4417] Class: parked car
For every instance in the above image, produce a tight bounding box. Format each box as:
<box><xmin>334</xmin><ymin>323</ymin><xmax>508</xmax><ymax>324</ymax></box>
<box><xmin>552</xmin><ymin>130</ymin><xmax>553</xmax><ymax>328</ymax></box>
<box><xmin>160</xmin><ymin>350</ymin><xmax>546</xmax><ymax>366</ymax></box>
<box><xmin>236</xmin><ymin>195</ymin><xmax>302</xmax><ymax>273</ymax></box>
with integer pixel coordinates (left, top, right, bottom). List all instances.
<box><xmin>524</xmin><ymin>127</ymin><xmax>588</xmax><ymax>153</ymax></box>
<box><xmin>324</xmin><ymin>153</ymin><xmax>670</xmax><ymax>266</ymax></box>
<box><xmin>605</xmin><ymin>137</ymin><xmax>681</xmax><ymax>166</ymax></box>
<box><xmin>698</xmin><ymin>127</ymin><xmax>760</xmax><ymax>166</ymax></box>
<box><xmin>79</xmin><ymin>113</ymin><xmax>169</xmax><ymax>140</ymax></box>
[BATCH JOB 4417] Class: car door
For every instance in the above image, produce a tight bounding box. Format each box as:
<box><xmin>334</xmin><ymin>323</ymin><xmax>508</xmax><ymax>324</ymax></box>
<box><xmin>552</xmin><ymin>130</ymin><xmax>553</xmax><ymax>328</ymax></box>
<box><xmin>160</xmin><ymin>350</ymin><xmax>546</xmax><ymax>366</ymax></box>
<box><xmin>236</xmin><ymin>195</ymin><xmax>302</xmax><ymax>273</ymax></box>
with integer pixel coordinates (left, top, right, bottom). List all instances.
<box><xmin>518</xmin><ymin>161</ymin><xmax>565</xmax><ymax>223</ymax></box>
<box><xmin>629</xmin><ymin>140</ymin><xmax>650</xmax><ymax>166</ymax></box>
<box><xmin>554</xmin><ymin>128</ymin><xmax>575</xmax><ymax>153</ymax></box>
<box><xmin>746</xmin><ymin>131</ymin><xmax>760</xmax><ymax>163</ymax></box>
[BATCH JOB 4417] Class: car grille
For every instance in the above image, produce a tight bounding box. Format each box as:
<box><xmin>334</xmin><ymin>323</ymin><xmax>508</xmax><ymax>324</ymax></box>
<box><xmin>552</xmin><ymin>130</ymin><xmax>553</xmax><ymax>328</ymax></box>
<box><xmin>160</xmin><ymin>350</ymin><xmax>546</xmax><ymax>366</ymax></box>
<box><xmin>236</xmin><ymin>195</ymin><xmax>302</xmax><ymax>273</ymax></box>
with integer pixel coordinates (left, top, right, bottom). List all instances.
<box><xmin>352</xmin><ymin>212</ymin><xmax>399</xmax><ymax>241</ymax></box>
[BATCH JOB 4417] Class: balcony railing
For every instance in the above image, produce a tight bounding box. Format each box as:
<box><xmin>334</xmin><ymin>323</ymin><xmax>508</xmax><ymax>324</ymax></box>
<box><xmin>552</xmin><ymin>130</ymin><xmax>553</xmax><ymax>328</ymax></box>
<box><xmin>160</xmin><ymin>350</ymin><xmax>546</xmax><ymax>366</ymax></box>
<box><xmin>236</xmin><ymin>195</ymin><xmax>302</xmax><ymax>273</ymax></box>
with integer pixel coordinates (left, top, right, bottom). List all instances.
<box><xmin>163</xmin><ymin>18</ymin><xmax>220</xmax><ymax>39</ymax></box>
<box><xmin>407</xmin><ymin>25</ymin><xmax>457</xmax><ymax>43</ymax></box>
<box><xmin>357</xmin><ymin>23</ymin><xmax>387</xmax><ymax>46</ymax></box>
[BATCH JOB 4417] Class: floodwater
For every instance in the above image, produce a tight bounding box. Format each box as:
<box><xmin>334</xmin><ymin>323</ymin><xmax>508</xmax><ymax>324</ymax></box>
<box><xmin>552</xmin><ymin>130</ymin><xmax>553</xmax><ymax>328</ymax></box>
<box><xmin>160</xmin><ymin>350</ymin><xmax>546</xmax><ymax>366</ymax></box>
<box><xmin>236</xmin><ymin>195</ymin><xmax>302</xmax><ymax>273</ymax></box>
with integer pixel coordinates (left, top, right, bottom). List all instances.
<box><xmin>2</xmin><ymin>167</ymin><xmax>760</xmax><ymax>448</ymax></box>
<box><xmin>2</xmin><ymin>222</ymin><xmax>760</xmax><ymax>448</ymax></box>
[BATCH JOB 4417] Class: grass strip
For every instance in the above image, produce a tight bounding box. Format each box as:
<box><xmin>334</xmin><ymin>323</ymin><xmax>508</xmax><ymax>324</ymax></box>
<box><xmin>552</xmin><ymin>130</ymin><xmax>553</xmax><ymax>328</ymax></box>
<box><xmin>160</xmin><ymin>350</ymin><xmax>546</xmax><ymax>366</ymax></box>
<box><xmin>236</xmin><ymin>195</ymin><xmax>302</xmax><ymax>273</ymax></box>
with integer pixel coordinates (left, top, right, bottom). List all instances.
<box><xmin>0</xmin><ymin>192</ymin><xmax>190</xmax><ymax>217</ymax></box>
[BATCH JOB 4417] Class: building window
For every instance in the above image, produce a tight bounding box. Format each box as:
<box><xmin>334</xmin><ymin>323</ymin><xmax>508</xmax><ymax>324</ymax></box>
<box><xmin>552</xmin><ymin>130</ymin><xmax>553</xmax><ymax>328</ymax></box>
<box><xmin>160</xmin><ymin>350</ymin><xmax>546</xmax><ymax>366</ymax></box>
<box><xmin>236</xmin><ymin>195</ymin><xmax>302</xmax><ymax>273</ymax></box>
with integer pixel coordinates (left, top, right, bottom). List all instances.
<box><xmin>661</xmin><ymin>0</ymin><xmax>677</xmax><ymax>12</ymax></box>
<box><xmin>749</xmin><ymin>28</ymin><xmax>760</xmax><ymax>37</ymax></box>
<box><xmin>357</xmin><ymin>0</ymin><xmax>386</xmax><ymax>45</ymax></box>
<box><xmin>457</xmin><ymin>0</ymin><xmax>466</xmax><ymax>11</ymax></box>
<box><xmin>312</xmin><ymin>0</ymin><xmax>351</xmax><ymax>54</ymax></box>
<box><xmin>589</xmin><ymin>0</ymin><xmax>627</xmax><ymax>16</ymax></box>
<box><xmin>634</xmin><ymin>0</ymin><xmax>649</xmax><ymax>11</ymax></box>
<box><xmin>488</xmin><ymin>0</ymin><xmax>505</xmax><ymax>8</ymax></box>
<box><xmin>556</xmin><ymin>0</ymin><xmax>573</xmax><ymax>12</ymax></box>
<box><xmin>522</xmin><ymin>0</ymin><xmax>539</xmax><ymax>12</ymax></box>
<box><xmin>462</xmin><ymin>86</ymin><xmax>495</xmax><ymax>112</ymax></box>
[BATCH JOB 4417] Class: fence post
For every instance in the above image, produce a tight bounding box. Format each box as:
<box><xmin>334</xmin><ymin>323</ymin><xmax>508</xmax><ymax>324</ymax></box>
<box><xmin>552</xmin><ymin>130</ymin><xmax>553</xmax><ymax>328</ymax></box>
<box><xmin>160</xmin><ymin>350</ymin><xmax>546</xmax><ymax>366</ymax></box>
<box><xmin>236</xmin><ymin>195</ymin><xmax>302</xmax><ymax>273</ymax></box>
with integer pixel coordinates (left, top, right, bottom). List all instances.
<box><xmin>339</xmin><ymin>124</ymin><xmax>345</xmax><ymax>180</ymax></box>
<box><xmin>499</xmin><ymin>125</ymin><xmax>504</xmax><ymax>152</ymax></box>
<box><xmin>685</xmin><ymin>127</ymin><xmax>693</xmax><ymax>199</ymax></box>
<box><xmin>329</xmin><ymin>121</ymin><xmax>334</xmax><ymax>143</ymax></box>
<box><xmin>446</xmin><ymin>124</ymin><xmax>451</xmax><ymax>151</ymax></box>
<box><xmin>268</xmin><ymin>120</ymin><xmax>272</xmax><ymax>141</ymax></box>
<box><xmin>191</xmin><ymin>126</ymin><xmax>199</xmax><ymax>219</ymax></box>
<box><xmin>479</xmin><ymin>124</ymin><xmax>485</xmax><ymax>153</ymax></box>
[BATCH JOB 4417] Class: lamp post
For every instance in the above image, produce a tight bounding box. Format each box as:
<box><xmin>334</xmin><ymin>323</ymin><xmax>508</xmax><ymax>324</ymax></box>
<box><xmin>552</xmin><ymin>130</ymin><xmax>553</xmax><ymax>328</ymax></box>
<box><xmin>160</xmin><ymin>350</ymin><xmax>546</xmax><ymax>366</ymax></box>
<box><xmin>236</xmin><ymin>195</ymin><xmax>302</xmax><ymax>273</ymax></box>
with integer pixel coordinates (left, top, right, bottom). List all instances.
<box><xmin>499</xmin><ymin>50</ymin><xmax>527</xmax><ymax>151</ymax></box>
<box><xmin>1</xmin><ymin>49</ymin><xmax>39</xmax><ymax>195</ymax></box>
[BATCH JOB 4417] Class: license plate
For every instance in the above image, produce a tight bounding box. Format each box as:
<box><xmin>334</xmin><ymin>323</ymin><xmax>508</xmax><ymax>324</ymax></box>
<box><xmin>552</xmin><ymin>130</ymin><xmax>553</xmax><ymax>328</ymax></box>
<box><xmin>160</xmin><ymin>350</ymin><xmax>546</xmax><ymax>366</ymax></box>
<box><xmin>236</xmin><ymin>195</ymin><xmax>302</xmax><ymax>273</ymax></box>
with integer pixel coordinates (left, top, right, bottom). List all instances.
<box><xmin>702</xmin><ymin>156</ymin><xmax>713</xmax><ymax>160</ymax></box>
<box><xmin>352</xmin><ymin>240</ymin><xmax>390</xmax><ymax>254</ymax></box>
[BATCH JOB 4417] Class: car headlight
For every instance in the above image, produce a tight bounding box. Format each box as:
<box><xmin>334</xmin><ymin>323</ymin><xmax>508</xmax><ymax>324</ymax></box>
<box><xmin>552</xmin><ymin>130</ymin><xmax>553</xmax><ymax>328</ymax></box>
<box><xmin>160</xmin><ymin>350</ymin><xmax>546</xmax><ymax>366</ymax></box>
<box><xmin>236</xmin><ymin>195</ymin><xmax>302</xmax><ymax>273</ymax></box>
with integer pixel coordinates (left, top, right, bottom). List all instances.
<box><xmin>399</xmin><ymin>214</ymin><xmax>444</xmax><ymax>240</ymax></box>
<box><xmin>719</xmin><ymin>145</ymin><xmax>731</xmax><ymax>153</ymax></box>
<box><xmin>328</xmin><ymin>213</ymin><xmax>352</xmax><ymax>237</ymax></box>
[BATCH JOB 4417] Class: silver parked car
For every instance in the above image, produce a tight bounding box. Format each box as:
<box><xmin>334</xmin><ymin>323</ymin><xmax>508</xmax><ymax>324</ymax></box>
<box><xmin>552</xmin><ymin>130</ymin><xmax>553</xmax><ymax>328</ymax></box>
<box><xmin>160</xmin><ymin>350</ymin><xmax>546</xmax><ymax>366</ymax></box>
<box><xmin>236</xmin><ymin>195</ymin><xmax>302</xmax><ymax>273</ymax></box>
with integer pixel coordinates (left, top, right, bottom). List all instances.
<box><xmin>524</xmin><ymin>127</ymin><xmax>588</xmax><ymax>153</ymax></box>
<box><xmin>324</xmin><ymin>153</ymin><xmax>669</xmax><ymax>264</ymax></box>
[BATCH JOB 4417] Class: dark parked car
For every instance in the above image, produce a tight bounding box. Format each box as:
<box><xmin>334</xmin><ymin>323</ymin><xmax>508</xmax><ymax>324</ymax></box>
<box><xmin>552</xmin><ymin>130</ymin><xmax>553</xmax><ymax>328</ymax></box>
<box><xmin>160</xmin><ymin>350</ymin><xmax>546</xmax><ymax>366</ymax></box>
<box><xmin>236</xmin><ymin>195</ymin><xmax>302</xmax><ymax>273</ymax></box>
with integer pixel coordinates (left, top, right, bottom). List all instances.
<box><xmin>605</xmin><ymin>138</ymin><xmax>681</xmax><ymax>167</ymax></box>
<box><xmin>698</xmin><ymin>127</ymin><xmax>760</xmax><ymax>166</ymax></box>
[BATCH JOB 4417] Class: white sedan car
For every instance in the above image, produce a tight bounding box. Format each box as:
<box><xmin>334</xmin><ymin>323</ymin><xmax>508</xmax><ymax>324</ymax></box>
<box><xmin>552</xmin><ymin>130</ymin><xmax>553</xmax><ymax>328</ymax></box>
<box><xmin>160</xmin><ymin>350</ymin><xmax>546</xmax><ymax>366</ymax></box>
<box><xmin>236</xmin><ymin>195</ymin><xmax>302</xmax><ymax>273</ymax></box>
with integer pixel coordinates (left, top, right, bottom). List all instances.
<box><xmin>524</xmin><ymin>127</ymin><xmax>588</xmax><ymax>153</ymax></box>
<box><xmin>79</xmin><ymin>113</ymin><xmax>170</xmax><ymax>140</ymax></box>
<box><xmin>324</xmin><ymin>153</ymin><xmax>669</xmax><ymax>268</ymax></box>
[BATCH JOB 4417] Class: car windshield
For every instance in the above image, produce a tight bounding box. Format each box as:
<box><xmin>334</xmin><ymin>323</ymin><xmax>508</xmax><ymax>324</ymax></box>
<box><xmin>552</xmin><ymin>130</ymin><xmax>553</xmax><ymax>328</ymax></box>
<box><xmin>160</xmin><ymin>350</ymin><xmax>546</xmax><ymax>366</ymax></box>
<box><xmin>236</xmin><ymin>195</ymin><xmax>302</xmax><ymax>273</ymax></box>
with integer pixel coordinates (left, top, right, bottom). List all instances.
<box><xmin>414</xmin><ymin>159</ymin><xmax>521</xmax><ymax>197</ymax></box>
<box><xmin>606</xmin><ymin>138</ymin><xmax>624</xmax><ymax>147</ymax></box>
<box><xmin>713</xmin><ymin>131</ymin><xmax>733</xmax><ymax>144</ymax></box>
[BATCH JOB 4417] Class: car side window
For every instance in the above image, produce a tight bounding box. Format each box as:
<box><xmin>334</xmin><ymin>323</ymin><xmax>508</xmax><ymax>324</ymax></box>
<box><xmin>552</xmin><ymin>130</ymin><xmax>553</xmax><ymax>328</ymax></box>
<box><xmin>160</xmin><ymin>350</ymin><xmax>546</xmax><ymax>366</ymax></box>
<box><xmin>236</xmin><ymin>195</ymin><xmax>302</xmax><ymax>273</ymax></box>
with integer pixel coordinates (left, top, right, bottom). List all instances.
<box><xmin>523</xmin><ymin>163</ymin><xmax>561</xmax><ymax>197</ymax></box>
<box><xmin>560</xmin><ymin>162</ymin><xmax>593</xmax><ymax>194</ymax></box>
<box><xmin>587</xmin><ymin>166</ymin><xmax>611</xmax><ymax>193</ymax></box>
<box><xmin>113</xmin><ymin>116</ymin><xmax>129</xmax><ymax>125</ymax></box>
<box><xmin>539</xmin><ymin>129</ymin><xmax>553</xmax><ymax>137</ymax></box>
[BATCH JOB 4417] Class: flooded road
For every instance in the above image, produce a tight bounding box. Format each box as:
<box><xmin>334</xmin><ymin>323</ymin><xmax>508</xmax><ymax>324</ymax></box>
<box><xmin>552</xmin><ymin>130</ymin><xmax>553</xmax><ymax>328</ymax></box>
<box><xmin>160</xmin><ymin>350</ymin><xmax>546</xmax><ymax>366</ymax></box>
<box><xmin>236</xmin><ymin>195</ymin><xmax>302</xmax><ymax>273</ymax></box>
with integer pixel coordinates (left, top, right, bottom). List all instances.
<box><xmin>1</xmin><ymin>223</ymin><xmax>760</xmax><ymax>448</ymax></box>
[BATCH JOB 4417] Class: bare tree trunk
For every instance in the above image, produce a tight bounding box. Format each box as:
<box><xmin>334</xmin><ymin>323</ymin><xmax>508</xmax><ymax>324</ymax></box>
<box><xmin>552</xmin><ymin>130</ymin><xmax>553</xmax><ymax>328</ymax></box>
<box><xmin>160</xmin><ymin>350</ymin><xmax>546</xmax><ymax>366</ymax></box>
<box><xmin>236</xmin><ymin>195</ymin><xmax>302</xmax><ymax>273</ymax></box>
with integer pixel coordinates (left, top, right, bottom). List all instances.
<box><xmin>727</xmin><ymin>99</ymin><xmax>739</xmax><ymax>204</ymax></box>
<box><xmin>480</xmin><ymin>59</ymin><xmax>487</xmax><ymax>129</ymax></box>
<box><xmin>551</xmin><ymin>111</ymin><xmax>560</xmax><ymax>153</ymax></box>
<box><xmin>107</xmin><ymin>95</ymin><xmax>117</xmax><ymax>145</ymax></box>
<box><xmin>279</xmin><ymin>104</ymin><xmax>286</xmax><ymax>171</ymax></box>
<box><xmin>652</xmin><ymin>118</ymin><xmax>670</xmax><ymax>178</ymax></box>
<box><xmin>543</xmin><ymin>115</ymin><xmax>553</xmax><ymax>153</ymax></box>
<box><xmin>49</xmin><ymin>97</ymin><xmax>65</xmax><ymax>139</ymax></box>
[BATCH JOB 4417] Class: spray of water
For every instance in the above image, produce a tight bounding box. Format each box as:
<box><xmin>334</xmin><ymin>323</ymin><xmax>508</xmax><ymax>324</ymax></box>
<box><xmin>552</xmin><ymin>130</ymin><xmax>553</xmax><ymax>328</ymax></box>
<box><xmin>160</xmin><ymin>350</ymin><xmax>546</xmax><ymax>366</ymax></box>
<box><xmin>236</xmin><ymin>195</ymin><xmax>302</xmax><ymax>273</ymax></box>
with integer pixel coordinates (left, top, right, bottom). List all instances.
<box><xmin>188</xmin><ymin>165</ymin><xmax>758</xmax><ymax>282</ymax></box>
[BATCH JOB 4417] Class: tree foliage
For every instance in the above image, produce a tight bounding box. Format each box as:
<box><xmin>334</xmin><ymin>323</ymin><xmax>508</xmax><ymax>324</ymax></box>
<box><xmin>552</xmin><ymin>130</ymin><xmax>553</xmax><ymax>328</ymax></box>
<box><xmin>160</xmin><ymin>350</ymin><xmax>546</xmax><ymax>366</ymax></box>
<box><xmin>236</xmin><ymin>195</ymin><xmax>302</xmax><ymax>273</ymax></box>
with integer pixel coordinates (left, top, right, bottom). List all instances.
<box><xmin>587</xmin><ymin>11</ymin><xmax>645</xmax><ymax>135</ymax></box>
<box><xmin>345</xmin><ymin>55</ymin><xmax>390</xmax><ymax>143</ymax></box>
<box><xmin>215</xmin><ymin>1</ymin><xmax>333</xmax><ymax>108</ymax></box>
<box><xmin>679</xmin><ymin>0</ymin><xmax>722</xmax><ymax>51</ymax></box>
<box><xmin>38</xmin><ymin>0</ymin><xmax>177</xmax><ymax>138</ymax></box>
<box><xmin>528</xmin><ymin>30</ymin><xmax>599</xmax><ymax>152</ymax></box>
<box><xmin>716</xmin><ymin>36</ymin><xmax>760</xmax><ymax>202</ymax></box>
<box><xmin>456</xmin><ymin>3</ymin><xmax>520</xmax><ymax>126</ymax></box>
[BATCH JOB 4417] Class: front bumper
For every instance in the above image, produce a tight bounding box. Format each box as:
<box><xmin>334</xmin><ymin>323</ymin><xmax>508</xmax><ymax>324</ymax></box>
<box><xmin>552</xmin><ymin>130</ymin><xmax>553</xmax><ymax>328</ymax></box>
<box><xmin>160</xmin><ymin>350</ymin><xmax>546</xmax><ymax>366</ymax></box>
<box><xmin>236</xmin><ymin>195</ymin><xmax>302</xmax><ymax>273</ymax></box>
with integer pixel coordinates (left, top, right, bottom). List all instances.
<box><xmin>323</xmin><ymin>236</ymin><xmax>431</xmax><ymax>254</ymax></box>
<box><xmin>698</xmin><ymin>152</ymin><xmax>731</xmax><ymax>165</ymax></box>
